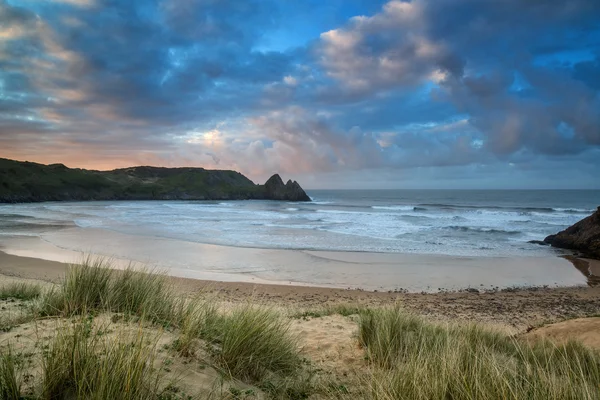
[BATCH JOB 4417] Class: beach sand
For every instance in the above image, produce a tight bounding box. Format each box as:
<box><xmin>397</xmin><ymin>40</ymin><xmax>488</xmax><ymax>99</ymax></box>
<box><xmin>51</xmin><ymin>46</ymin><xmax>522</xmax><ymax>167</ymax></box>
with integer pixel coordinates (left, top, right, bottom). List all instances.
<box><xmin>1</xmin><ymin>250</ymin><xmax>600</xmax><ymax>397</ymax></box>
<box><xmin>0</xmin><ymin>230</ymin><xmax>591</xmax><ymax>292</ymax></box>
<box><xmin>1</xmin><ymin>250</ymin><xmax>599</xmax><ymax>332</ymax></box>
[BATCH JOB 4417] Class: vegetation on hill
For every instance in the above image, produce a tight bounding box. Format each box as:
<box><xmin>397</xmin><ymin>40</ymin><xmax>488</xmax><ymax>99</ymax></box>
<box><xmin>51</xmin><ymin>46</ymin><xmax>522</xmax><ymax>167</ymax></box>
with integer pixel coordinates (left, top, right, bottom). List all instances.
<box><xmin>0</xmin><ymin>158</ymin><xmax>310</xmax><ymax>202</ymax></box>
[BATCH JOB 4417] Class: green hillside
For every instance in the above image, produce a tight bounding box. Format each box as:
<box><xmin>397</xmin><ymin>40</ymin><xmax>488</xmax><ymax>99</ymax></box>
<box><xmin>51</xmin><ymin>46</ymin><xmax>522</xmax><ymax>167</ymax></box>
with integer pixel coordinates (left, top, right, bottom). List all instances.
<box><xmin>0</xmin><ymin>158</ymin><xmax>309</xmax><ymax>202</ymax></box>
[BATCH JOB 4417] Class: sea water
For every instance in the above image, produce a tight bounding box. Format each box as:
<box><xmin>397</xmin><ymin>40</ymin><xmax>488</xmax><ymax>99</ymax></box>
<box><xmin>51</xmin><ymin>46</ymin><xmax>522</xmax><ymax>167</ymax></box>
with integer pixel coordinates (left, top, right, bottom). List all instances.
<box><xmin>1</xmin><ymin>190</ymin><xmax>598</xmax><ymax>257</ymax></box>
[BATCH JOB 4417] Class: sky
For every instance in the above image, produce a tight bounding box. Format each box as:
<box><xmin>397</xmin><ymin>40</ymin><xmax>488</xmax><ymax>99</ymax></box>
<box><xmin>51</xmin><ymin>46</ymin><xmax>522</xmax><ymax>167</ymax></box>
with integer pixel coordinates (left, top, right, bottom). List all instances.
<box><xmin>1</xmin><ymin>0</ymin><xmax>599</xmax><ymax>189</ymax></box>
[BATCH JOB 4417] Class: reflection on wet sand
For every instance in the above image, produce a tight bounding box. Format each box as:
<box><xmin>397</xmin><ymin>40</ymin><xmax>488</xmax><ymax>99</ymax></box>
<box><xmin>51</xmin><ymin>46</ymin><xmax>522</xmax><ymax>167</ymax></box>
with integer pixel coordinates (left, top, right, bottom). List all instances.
<box><xmin>564</xmin><ymin>255</ymin><xmax>600</xmax><ymax>286</ymax></box>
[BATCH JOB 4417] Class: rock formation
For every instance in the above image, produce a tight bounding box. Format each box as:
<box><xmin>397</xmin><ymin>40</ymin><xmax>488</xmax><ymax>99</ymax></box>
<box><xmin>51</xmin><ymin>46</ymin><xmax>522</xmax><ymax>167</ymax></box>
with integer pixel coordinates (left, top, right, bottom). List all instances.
<box><xmin>263</xmin><ymin>174</ymin><xmax>311</xmax><ymax>201</ymax></box>
<box><xmin>544</xmin><ymin>206</ymin><xmax>600</xmax><ymax>259</ymax></box>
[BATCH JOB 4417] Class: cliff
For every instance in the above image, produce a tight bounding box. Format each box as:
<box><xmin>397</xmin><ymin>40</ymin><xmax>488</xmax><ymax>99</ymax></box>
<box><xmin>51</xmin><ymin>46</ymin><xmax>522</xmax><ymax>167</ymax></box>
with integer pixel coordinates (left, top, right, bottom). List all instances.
<box><xmin>0</xmin><ymin>158</ymin><xmax>310</xmax><ymax>203</ymax></box>
<box><xmin>544</xmin><ymin>207</ymin><xmax>600</xmax><ymax>259</ymax></box>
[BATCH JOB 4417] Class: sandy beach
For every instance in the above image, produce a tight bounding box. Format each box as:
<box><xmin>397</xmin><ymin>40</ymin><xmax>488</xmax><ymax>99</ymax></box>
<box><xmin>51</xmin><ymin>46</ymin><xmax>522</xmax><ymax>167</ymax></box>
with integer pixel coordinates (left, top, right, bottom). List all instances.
<box><xmin>1</xmin><ymin>249</ymin><xmax>600</xmax><ymax>398</ymax></box>
<box><xmin>1</xmin><ymin>250</ymin><xmax>599</xmax><ymax>333</ymax></box>
<box><xmin>0</xmin><ymin>229</ymin><xmax>592</xmax><ymax>292</ymax></box>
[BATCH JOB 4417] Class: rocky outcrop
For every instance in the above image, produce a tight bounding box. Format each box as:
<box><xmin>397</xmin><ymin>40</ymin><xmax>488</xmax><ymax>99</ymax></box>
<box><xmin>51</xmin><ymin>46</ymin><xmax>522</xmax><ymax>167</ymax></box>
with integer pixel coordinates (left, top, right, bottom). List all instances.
<box><xmin>544</xmin><ymin>207</ymin><xmax>600</xmax><ymax>259</ymax></box>
<box><xmin>263</xmin><ymin>174</ymin><xmax>311</xmax><ymax>201</ymax></box>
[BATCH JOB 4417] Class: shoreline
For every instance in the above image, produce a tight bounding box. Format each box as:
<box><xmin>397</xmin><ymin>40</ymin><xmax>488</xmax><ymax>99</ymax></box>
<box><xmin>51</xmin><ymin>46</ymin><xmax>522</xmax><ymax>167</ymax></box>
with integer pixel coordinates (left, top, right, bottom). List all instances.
<box><xmin>0</xmin><ymin>230</ymin><xmax>594</xmax><ymax>292</ymax></box>
<box><xmin>1</xmin><ymin>250</ymin><xmax>599</xmax><ymax>332</ymax></box>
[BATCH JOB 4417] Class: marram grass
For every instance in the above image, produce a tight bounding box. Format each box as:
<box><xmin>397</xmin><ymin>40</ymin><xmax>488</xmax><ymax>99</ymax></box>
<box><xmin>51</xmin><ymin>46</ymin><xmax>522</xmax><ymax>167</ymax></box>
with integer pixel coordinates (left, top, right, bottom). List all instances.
<box><xmin>0</xmin><ymin>282</ymin><xmax>42</xmax><ymax>301</ymax></box>
<box><xmin>0</xmin><ymin>347</ymin><xmax>22</xmax><ymax>400</ymax></box>
<box><xmin>212</xmin><ymin>304</ymin><xmax>302</xmax><ymax>383</ymax></box>
<box><xmin>32</xmin><ymin>256</ymin><xmax>177</xmax><ymax>324</ymax></box>
<box><xmin>41</xmin><ymin>319</ymin><xmax>162</xmax><ymax>400</ymax></box>
<box><xmin>3</xmin><ymin>256</ymin><xmax>600</xmax><ymax>399</ymax></box>
<box><xmin>358</xmin><ymin>306</ymin><xmax>600</xmax><ymax>400</ymax></box>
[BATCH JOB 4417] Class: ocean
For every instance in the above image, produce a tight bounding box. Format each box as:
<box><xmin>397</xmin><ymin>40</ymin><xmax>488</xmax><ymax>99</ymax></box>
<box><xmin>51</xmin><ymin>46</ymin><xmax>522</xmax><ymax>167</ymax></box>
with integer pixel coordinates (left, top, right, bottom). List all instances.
<box><xmin>0</xmin><ymin>190</ymin><xmax>599</xmax><ymax>257</ymax></box>
<box><xmin>0</xmin><ymin>190</ymin><xmax>598</xmax><ymax>291</ymax></box>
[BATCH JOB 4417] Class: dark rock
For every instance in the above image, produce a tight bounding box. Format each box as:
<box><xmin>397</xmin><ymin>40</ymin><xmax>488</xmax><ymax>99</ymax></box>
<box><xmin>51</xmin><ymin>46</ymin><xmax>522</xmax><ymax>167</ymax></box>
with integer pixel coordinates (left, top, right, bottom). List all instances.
<box><xmin>464</xmin><ymin>288</ymin><xmax>479</xmax><ymax>293</ymax></box>
<box><xmin>544</xmin><ymin>207</ymin><xmax>600</xmax><ymax>259</ymax></box>
<box><xmin>528</xmin><ymin>240</ymin><xmax>550</xmax><ymax>246</ymax></box>
<box><xmin>263</xmin><ymin>174</ymin><xmax>311</xmax><ymax>201</ymax></box>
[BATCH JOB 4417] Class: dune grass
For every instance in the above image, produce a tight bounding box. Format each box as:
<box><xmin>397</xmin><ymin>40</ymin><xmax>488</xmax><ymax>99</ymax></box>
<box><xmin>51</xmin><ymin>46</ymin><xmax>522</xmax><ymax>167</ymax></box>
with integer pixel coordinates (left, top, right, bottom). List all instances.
<box><xmin>172</xmin><ymin>295</ymin><xmax>220</xmax><ymax>357</ymax></box>
<box><xmin>210</xmin><ymin>304</ymin><xmax>301</xmax><ymax>383</ymax></box>
<box><xmin>61</xmin><ymin>256</ymin><xmax>114</xmax><ymax>315</ymax></box>
<box><xmin>0</xmin><ymin>347</ymin><xmax>22</xmax><ymax>400</ymax></box>
<box><xmin>8</xmin><ymin>257</ymin><xmax>307</xmax><ymax>398</ymax></box>
<box><xmin>107</xmin><ymin>266</ymin><xmax>176</xmax><ymax>325</ymax></box>
<box><xmin>33</xmin><ymin>257</ymin><xmax>177</xmax><ymax>324</ymax></box>
<box><xmin>4</xmin><ymin>256</ymin><xmax>600</xmax><ymax>399</ymax></box>
<box><xmin>358</xmin><ymin>306</ymin><xmax>600</xmax><ymax>400</ymax></box>
<box><xmin>0</xmin><ymin>282</ymin><xmax>42</xmax><ymax>301</ymax></box>
<box><xmin>31</xmin><ymin>257</ymin><xmax>303</xmax><ymax>385</ymax></box>
<box><xmin>41</xmin><ymin>319</ymin><xmax>163</xmax><ymax>400</ymax></box>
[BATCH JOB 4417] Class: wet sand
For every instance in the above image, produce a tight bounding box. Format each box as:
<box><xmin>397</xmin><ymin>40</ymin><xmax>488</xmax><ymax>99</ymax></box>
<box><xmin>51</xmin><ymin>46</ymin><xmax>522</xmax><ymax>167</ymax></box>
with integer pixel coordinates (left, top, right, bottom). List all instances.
<box><xmin>0</xmin><ymin>228</ymin><xmax>590</xmax><ymax>292</ymax></box>
<box><xmin>1</xmin><ymin>250</ymin><xmax>599</xmax><ymax>332</ymax></box>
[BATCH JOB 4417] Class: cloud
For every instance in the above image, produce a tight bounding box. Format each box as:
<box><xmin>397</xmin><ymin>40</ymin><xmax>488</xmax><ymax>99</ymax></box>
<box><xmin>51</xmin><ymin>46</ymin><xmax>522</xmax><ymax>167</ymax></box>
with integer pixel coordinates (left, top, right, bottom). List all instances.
<box><xmin>0</xmin><ymin>0</ymin><xmax>599</xmax><ymax>187</ymax></box>
<box><xmin>317</xmin><ymin>1</ymin><xmax>460</xmax><ymax>97</ymax></box>
<box><xmin>314</xmin><ymin>0</ymin><xmax>600</xmax><ymax>159</ymax></box>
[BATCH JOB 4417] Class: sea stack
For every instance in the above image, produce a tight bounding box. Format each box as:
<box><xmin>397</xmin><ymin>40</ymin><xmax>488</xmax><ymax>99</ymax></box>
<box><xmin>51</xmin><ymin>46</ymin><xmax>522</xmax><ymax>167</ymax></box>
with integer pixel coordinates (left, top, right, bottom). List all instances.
<box><xmin>544</xmin><ymin>206</ymin><xmax>600</xmax><ymax>259</ymax></box>
<box><xmin>263</xmin><ymin>174</ymin><xmax>311</xmax><ymax>201</ymax></box>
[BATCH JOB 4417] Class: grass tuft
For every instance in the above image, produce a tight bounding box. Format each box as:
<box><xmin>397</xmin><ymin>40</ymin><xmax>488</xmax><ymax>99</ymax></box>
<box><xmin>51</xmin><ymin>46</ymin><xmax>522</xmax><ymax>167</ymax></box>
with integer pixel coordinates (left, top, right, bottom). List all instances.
<box><xmin>0</xmin><ymin>347</ymin><xmax>22</xmax><ymax>400</ymax></box>
<box><xmin>212</xmin><ymin>304</ymin><xmax>301</xmax><ymax>383</ymax></box>
<box><xmin>61</xmin><ymin>256</ymin><xmax>114</xmax><ymax>315</ymax></box>
<box><xmin>108</xmin><ymin>266</ymin><xmax>175</xmax><ymax>325</ymax></box>
<box><xmin>34</xmin><ymin>257</ymin><xmax>177</xmax><ymax>325</ymax></box>
<box><xmin>41</xmin><ymin>319</ymin><xmax>162</xmax><ymax>400</ymax></box>
<box><xmin>0</xmin><ymin>282</ymin><xmax>42</xmax><ymax>301</ymax></box>
<box><xmin>172</xmin><ymin>295</ymin><xmax>219</xmax><ymax>357</ymax></box>
<box><xmin>358</xmin><ymin>306</ymin><xmax>600</xmax><ymax>400</ymax></box>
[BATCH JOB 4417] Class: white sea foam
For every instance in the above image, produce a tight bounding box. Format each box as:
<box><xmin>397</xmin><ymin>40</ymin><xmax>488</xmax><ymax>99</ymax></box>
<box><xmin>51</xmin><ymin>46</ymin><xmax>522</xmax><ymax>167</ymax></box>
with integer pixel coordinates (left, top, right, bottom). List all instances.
<box><xmin>74</xmin><ymin>219</ymin><xmax>104</xmax><ymax>228</ymax></box>
<box><xmin>1</xmin><ymin>191</ymin><xmax>597</xmax><ymax>257</ymax></box>
<box><xmin>372</xmin><ymin>205</ymin><xmax>415</xmax><ymax>211</ymax></box>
